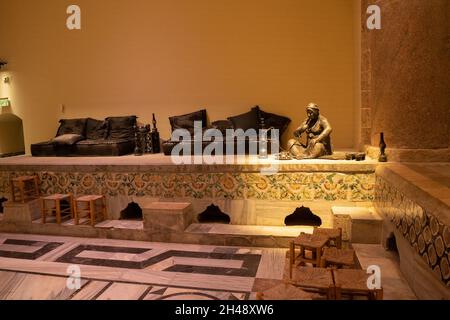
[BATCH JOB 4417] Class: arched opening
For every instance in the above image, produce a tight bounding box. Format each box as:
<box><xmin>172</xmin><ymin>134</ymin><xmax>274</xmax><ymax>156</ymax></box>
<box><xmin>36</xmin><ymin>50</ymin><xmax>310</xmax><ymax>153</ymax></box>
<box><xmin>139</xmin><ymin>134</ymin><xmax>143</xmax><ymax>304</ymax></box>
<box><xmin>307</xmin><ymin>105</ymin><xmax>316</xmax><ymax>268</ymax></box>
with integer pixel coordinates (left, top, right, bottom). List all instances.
<box><xmin>120</xmin><ymin>202</ymin><xmax>143</xmax><ymax>220</ymax></box>
<box><xmin>197</xmin><ymin>204</ymin><xmax>230</xmax><ymax>224</ymax></box>
<box><xmin>0</xmin><ymin>197</ymin><xmax>7</xmax><ymax>213</ymax></box>
<box><xmin>386</xmin><ymin>232</ymin><xmax>398</xmax><ymax>253</ymax></box>
<box><xmin>0</xmin><ymin>113</ymin><xmax>25</xmax><ymax>157</ymax></box>
<box><xmin>284</xmin><ymin>206</ymin><xmax>322</xmax><ymax>227</ymax></box>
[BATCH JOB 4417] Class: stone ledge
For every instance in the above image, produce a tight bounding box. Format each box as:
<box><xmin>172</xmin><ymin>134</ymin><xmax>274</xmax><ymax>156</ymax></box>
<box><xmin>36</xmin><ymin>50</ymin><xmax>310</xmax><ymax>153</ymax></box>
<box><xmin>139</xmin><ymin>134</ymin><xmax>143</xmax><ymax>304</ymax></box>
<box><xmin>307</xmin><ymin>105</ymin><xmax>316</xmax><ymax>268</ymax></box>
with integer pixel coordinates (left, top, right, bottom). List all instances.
<box><xmin>2</xmin><ymin>199</ymin><xmax>41</xmax><ymax>224</ymax></box>
<box><xmin>0</xmin><ymin>154</ymin><xmax>377</xmax><ymax>173</ymax></box>
<box><xmin>365</xmin><ymin>145</ymin><xmax>450</xmax><ymax>163</ymax></box>
<box><xmin>376</xmin><ymin>164</ymin><xmax>450</xmax><ymax>226</ymax></box>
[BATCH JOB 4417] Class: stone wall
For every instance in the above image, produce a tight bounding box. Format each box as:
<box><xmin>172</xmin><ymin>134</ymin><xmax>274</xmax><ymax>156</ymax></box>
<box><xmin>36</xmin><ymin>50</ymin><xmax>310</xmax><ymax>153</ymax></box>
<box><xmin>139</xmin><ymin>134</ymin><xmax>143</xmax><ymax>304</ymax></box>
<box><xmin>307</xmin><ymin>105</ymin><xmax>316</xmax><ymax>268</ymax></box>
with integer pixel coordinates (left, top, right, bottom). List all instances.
<box><xmin>361</xmin><ymin>0</ymin><xmax>450</xmax><ymax>161</ymax></box>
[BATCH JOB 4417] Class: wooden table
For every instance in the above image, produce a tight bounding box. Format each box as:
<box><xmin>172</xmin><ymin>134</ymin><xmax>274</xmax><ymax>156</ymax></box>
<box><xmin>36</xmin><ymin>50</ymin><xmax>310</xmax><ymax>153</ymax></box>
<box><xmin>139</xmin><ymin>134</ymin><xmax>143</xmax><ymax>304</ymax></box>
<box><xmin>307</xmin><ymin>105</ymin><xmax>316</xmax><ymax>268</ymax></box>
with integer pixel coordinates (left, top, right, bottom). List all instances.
<box><xmin>289</xmin><ymin>233</ymin><xmax>328</xmax><ymax>277</ymax></box>
<box><xmin>320</xmin><ymin>247</ymin><xmax>355</xmax><ymax>268</ymax></box>
<box><xmin>332</xmin><ymin>269</ymin><xmax>383</xmax><ymax>300</ymax></box>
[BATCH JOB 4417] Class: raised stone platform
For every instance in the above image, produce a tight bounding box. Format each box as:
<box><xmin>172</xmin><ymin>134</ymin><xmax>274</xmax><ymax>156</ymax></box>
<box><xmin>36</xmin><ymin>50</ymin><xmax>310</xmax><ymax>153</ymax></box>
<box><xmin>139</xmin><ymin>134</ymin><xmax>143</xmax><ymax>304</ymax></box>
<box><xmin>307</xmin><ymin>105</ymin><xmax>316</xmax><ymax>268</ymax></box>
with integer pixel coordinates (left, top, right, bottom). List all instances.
<box><xmin>375</xmin><ymin>163</ymin><xmax>450</xmax><ymax>299</ymax></box>
<box><xmin>0</xmin><ymin>154</ymin><xmax>376</xmax><ymax>227</ymax></box>
<box><xmin>143</xmin><ymin>202</ymin><xmax>195</xmax><ymax>233</ymax></box>
<box><xmin>332</xmin><ymin>206</ymin><xmax>382</xmax><ymax>244</ymax></box>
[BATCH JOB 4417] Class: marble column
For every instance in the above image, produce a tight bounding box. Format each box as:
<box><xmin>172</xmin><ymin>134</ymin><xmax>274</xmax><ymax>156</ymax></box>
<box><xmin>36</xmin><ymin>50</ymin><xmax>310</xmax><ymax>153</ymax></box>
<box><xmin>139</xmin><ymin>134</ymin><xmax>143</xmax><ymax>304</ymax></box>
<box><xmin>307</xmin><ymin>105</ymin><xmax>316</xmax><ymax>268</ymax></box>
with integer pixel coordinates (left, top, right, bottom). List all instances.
<box><xmin>361</xmin><ymin>0</ymin><xmax>450</xmax><ymax>161</ymax></box>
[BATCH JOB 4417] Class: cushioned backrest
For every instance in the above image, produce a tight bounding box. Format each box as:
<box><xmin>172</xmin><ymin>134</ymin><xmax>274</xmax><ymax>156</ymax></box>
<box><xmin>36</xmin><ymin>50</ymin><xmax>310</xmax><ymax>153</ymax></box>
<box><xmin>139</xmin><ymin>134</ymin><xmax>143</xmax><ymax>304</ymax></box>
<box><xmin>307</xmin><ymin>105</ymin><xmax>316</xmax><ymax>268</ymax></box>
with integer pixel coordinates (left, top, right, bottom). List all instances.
<box><xmin>227</xmin><ymin>108</ymin><xmax>260</xmax><ymax>132</ymax></box>
<box><xmin>56</xmin><ymin>118</ymin><xmax>88</xmax><ymax>137</ymax></box>
<box><xmin>254</xmin><ymin>106</ymin><xmax>291</xmax><ymax>137</ymax></box>
<box><xmin>169</xmin><ymin>109</ymin><xmax>207</xmax><ymax>134</ymax></box>
<box><xmin>86</xmin><ymin>118</ymin><xmax>108</xmax><ymax>140</ymax></box>
<box><xmin>106</xmin><ymin>116</ymin><xmax>137</xmax><ymax>140</ymax></box>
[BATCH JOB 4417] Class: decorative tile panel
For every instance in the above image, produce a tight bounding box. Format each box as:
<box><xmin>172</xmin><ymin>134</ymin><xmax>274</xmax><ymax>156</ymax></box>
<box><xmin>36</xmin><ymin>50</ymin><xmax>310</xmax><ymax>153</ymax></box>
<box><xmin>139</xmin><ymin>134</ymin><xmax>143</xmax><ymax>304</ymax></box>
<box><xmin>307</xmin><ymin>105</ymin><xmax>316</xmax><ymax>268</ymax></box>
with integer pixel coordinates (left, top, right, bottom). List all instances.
<box><xmin>375</xmin><ymin>176</ymin><xmax>450</xmax><ymax>286</ymax></box>
<box><xmin>0</xmin><ymin>170</ymin><xmax>375</xmax><ymax>202</ymax></box>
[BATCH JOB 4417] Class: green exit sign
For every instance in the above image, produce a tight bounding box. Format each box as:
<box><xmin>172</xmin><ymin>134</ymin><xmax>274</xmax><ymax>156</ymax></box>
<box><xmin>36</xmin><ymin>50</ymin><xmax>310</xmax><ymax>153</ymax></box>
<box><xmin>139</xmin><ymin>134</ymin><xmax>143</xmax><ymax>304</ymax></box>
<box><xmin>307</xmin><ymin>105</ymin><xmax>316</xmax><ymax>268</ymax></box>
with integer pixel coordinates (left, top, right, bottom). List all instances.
<box><xmin>0</xmin><ymin>98</ymin><xmax>10</xmax><ymax>107</ymax></box>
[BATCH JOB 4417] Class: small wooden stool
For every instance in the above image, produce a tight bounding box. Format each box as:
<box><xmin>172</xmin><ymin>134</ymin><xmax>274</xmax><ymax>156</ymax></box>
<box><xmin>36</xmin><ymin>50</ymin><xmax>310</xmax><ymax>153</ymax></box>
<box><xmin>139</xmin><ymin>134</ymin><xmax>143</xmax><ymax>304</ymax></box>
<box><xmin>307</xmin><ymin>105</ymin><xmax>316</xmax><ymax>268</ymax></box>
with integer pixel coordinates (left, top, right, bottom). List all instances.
<box><xmin>290</xmin><ymin>233</ymin><xmax>328</xmax><ymax>277</ymax></box>
<box><xmin>256</xmin><ymin>282</ymin><xmax>317</xmax><ymax>300</ymax></box>
<box><xmin>10</xmin><ymin>175</ymin><xmax>40</xmax><ymax>203</ymax></box>
<box><xmin>74</xmin><ymin>195</ymin><xmax>106</xmax><ymax>226</ymax></box>
<box><xmin>313</xmin><ymin>227</ymin><xmax>343</xmax><ymax>249</ymax></box>
<box><xmin>289</xmin><ymin>266</ymin><xmax>335</xmax><ymax>299</ymax></box>
<box><xmin>41</xmin><ymin>194</ymin><xmax>74</xmax><ymax>225</ymax></box>
<box><xmin>333</xmin><ymin>269</ymin><xmax>383</xmax><ymax>300</ymax></box>
<box><xmin>320</xmin><ymin>247</ymin><xmax>355</xmax><ymax>269</ymax></box>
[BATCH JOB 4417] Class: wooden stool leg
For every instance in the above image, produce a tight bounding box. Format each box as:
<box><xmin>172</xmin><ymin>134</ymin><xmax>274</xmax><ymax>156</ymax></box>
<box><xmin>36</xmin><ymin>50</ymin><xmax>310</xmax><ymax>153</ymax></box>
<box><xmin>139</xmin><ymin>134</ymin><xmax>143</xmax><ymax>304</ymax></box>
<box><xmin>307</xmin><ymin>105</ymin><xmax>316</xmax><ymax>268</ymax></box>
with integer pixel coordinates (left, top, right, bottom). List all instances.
<box><xmin>74</xmin><ymin>200</ymin><xmax>79</xmax><ymax>225</ymax></box>
<box><xmin>10</xmin><ymin>182</ymin><xmax>16</xmax><ymax>202</ymax></box>
<box><xmin>19</xmin><ymin>181</ymin><xmax>25</xmax><ymax>203</ymax></box>
<box><xmin>89</xmin><ymin>200</ymin><xmax>95</xmax><ymax>226</ymax></box>
<box><xmin>56</xmin><ymin>199</ymin><xmax>61</xmax><ymax>225</ymax></box>
<box><xmin>337</xmin><ymin>228</ymin><xmax>342</xmax><ymax>249</ymax></box>
<box><xmin>34</xmin><ymin>176</ymin><xmax>40</xmax><ymax>197</ymax></box>
<box><xmin>320</xmin><ymin>257</ymin><xmax>326</xmax><ymax>268</ymax></box>
<box><xmin>289</xmin><ymin>241</ymin><xmax>294</xmax><ymax>279</ymax></box>
<box><xmin>41</xmin><ymin>198</ymin><xmax>46</xmax><ymax>224</ymax></box>
<box><xmin>102</xmin><ymin>196</ymin><xmax>107</xmax><ymax>221</ymax></box>
<box><xmin>316</xmin><ymin>248</ymin><xmax>321</xmax><ymax>267</ymax></box>
<box><xmin>333</xmin><ymin>285</ymin><xmax>342</xmax><ymax>300</ymax></box>
<box><xmin>375</xmin><ymin>288</ymin><xmax>383</xmax><ymax>300</ymax></box>
<box><xmin>69</xmin><ymin>194</ymin><xmax>74</xmax><ymax>218</ymax></box>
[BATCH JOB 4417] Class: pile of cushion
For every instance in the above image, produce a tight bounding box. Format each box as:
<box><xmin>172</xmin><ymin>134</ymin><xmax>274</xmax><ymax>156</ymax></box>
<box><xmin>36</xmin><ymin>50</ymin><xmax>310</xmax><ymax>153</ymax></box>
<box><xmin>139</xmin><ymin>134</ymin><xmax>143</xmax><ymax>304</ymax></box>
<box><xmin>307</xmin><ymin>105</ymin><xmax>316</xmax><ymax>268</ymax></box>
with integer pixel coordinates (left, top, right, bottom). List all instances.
<box><xmin>31</xmin><ymin>116</ymin><xmax>137</xmax><ymax>157</ymax></box>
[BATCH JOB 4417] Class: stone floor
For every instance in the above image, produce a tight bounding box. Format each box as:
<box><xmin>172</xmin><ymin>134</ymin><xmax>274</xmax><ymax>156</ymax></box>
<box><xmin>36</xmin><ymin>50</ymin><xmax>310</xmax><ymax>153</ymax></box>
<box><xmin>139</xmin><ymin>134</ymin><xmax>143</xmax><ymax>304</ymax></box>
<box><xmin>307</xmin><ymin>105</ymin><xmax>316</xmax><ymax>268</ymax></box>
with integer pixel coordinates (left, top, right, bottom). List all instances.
<box><xmin>0</xmin><ymin>232</ymin><xmax>285</xmax><ymax>300</ymax></box>
<box><xmin>0</xmin><ymin>232</ymin><xmax>417</xmax><ymax>300</ymax></box>
<box><xmin>353</xmin><ymin>244</ymin><xmax>417</xmax><ymax>300</ymax></box>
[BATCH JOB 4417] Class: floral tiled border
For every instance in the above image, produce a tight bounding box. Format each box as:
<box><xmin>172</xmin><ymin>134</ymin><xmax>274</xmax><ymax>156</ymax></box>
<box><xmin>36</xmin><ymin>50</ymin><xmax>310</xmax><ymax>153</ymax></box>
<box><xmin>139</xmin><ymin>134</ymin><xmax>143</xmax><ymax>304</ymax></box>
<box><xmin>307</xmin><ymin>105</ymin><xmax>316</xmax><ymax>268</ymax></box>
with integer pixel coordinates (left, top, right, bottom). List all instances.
<box><xmin>0</xmin><ymin>170</ymin><xmax>375</xmax><ymax>202</ymax></box>
<box><xmin>375</xmin><ymin>176</ymin><xmax>450</xmax><ymax>286</ymax></box>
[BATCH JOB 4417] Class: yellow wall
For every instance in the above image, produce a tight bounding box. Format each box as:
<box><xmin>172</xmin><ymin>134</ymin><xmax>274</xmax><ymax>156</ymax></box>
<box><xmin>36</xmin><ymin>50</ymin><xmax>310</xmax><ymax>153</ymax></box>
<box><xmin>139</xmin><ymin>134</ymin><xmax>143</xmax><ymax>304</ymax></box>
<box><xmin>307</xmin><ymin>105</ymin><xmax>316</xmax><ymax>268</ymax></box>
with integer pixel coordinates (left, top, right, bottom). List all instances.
<box><xmin>0</xmin><ymin>0</ymin><xmax>358</xmax><ymax>153</ymax></box>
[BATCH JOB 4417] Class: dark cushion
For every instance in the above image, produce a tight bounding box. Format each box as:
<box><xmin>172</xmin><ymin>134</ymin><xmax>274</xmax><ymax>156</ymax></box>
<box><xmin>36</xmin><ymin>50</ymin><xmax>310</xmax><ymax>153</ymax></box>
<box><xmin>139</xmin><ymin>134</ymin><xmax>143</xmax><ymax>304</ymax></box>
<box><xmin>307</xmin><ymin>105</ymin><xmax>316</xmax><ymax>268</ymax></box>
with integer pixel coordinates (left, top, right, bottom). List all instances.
<box><xmin>56</xmin><ymin>118</ymin><xmax>87</xmax><ymax>136</ymax></box>
<box><xmin>75</xmin><ymin>139</ymin><xmax>135</xmax><ymax>156</ymax></box>
<box><xmin>51</xmin><ymin>134</ymin><xmax>84</xmax><ymax>145</ymax></box>
<box><xmin>254</xmin><ymin>106</ymin><xmax>291</xmax><ymax>137</ymax></box>
<box><xmin>211</xmin><ymin>120</ymin><xmax>233</xmax><ymax>133</ymax></box>
<box><xmin>86</xmin><ymin>118</ymin><xmax>108</xmax><ymax>140</ymax></box>
<box><xmin>169</xmin><ymin>109</ymin><xmax>207</xmax><ymax>134</ymax></box>
<box><xmin>227</xmin><ymin>108</ymin><xmax>259</xmax><ymax>131</ymax></box>
<box><xmin>106</xmin><ymin>116</ymin><xmax>137</xmax><ymax>140</ymax></box>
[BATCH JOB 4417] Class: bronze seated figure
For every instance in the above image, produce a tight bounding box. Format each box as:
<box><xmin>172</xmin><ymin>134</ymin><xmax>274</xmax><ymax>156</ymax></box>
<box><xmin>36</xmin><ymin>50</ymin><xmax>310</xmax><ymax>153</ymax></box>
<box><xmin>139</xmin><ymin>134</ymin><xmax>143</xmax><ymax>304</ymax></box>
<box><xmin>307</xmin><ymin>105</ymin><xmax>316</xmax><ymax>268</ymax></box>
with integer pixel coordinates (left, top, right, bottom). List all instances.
<box><xmin>287</xmin><ymin>103</ymin><xmax>333</xmax><ymax>159</ymax></box>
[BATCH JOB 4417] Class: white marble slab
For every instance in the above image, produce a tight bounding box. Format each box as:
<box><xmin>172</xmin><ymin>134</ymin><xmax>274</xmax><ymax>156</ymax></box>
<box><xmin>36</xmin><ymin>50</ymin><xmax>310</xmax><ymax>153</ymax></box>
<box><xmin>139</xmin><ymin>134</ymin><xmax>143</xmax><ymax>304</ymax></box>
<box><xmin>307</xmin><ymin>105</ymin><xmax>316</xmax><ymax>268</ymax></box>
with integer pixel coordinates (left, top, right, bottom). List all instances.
<box><xmin>0</xmin><ymin>270</ymin><xmax>87</xmax><ymax>300</ymax></box>
<box><xmin>255</xmin><ymin>248</ymin><xmax>286</xmax><ymax>280</ymax></box>
<box><xmin>0</xmin><ymin>244</ymin><xmax>43</xmax><ymax>253</ymax></box>
<box><xmin>76</xmin><ymin>250</ymin><xmax>145</xmax><ymax>262</ymax></box>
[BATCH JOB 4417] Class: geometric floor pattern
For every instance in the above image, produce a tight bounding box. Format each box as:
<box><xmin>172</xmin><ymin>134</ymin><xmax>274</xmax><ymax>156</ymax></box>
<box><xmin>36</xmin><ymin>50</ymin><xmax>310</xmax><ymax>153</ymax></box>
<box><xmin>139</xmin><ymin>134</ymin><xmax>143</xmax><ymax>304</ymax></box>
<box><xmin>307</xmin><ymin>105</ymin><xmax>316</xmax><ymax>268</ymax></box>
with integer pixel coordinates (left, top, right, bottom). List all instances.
<box><xmin>0</xmin><ymin>233</ymin><xmax>286</xmax><ymax>300</ymax></box>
